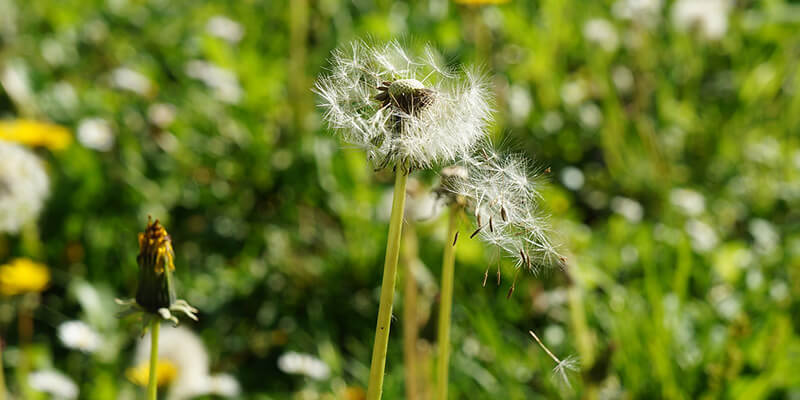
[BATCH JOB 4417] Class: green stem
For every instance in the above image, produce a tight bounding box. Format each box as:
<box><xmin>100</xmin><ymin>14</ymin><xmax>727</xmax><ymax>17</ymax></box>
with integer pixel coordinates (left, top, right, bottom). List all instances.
<box><xmin>366</xmin><ymin>167</ymin><xmax>409</xmax><ymax>400</ymax></box>
<box><xmin>402</xmin><ymin>224</ymin><xmax>420</xmax><ymax>400</ymax></box>
<box><xmin>0</xmin><ymin>337</ymin><xmax>6</xmax><ymax>400</ymax></box>
<box><xmin>436</xmin><ymin>205</ymin><xmax>460</xmax><ymax>400</ymax></box>
<box><xmin>147</xmin><ymin>320</ymin><xmax>160</xmax><ymax>400</ymax></box>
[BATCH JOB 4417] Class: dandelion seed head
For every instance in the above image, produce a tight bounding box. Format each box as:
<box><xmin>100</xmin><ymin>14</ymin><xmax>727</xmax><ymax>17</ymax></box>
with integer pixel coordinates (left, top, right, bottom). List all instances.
<box><xmin>315</xmin><ymin>40</ymin><xmax>493</xmax><ymax>170</ymax></box>
<box><xmin>552</xmin><ymin>355</ymin><xmax>580</xmax><ymax>389</ymax></box>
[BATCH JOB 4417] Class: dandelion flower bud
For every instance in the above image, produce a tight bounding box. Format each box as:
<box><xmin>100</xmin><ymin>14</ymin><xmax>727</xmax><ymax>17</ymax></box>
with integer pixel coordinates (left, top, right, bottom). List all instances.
<box><xmin>136</xmin><ymin>218</ymin><xmax>177</xmax><ymax>312</ymax></box>
<box><xmin>315</xmin><ymin>40</ymin><xmax>493</xmax><ymax>171</ymax></box>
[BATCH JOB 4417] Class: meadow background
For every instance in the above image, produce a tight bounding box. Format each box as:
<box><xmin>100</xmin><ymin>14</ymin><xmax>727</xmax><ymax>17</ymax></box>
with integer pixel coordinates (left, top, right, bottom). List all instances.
<box><xmin>1</xmin><ymin>0</ymin><xmax>799</xmax><ymax>398</ymax></box>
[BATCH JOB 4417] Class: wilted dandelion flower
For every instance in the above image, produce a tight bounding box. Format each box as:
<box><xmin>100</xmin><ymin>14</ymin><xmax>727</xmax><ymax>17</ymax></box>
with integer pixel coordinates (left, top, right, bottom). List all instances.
<box><xmin>452</xmin><ymin>146</ymin><xmax>562</xmax><ymax>294</ymax></box>
<box><xmin>315</xmin><ymin>40</ymin><xmax>492</xmax><ymax>171</ymax></box>
<box><xmin>0</xmin><ymin>258</ymin><xmax>50</xmax><ymax>296</ymax></box>
<box><xmin>58</xmin><ymin>320</ymin><xmax>102</xmax><ymax>353</ymax></box>
<box><xmin>129</xmin><ymin>326</ymin><xmax>240</xmax><ymax>399</ymax></box>
<box><xmin>0</xmin><ymin>141</ymin><xmax>49</xmax><ymax>233</ymax></box>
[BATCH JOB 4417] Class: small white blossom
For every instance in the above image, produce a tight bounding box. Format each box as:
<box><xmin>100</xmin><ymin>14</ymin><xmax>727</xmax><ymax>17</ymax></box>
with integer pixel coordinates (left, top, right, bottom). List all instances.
<box><xmin>578</xmin><ymin>102</ymin><xmax>603</xmax><ymax>129</ymax></box>
<box><xmin>541</xmin><ymin>111</ymin><xmax>564</xmax><ymax>133</ymax></box>
<box><xmin>611</xmin><ymin>196</ymin><xmax>643</xmax><ymax>223</ymax></box>
<box><xmin>0</xmin><ymin>141</ymin><xmax>50</xmax><ymax>233</ymax></box>
<box><xmin>670</xmin><ymin>188</ymin><xmax>705</xmax><ymax>216</ymax></box>
<box><xmin>560</xmin><ymin>80</ymin><xmax>587</xmax><ymax>107</ymax></box>
<box><xmin>672</xmin><ymin>0</ymin><xmax>731</xmax><ymax>40</ymax></box>
<box><xmin>148</xmin><ymin>103</ymin><xmax>177</xmax><ymax>128</ymax></box>
<box><xmin>111</xmin><ymin>67</ymin><xmax>152</xmax><ymax>96</ymax></box>
<box><xmin>29</xmin><ymin>370</ymin><xmax>79</xmax><ymax>399</ymax></box>
<box><xmin>185</xmin><ymin>60</ymin><xmax>243</xmax><ymax>104</ymax></box>
<box><xmin>560</xmin><ymin>166</ymin><xmax>584</xmax><ymax>191</ymax></box>
<box><xmin>278</xmin><ymin>351</ymin><xmax>331</xmax><ymax>380</ymax></box>
<box><xmin>315</xmin><ymin>40</ymin><xmax>492</xmax><ymax>171</ymax></box>
<box><xmin>58</xmin><ymin>320</ymin><xmax>102</xmax><ymax>353</ymax></box>
<box><xmin>685</xmin><ymin>219</ymin><xmax>718</xmax><ymax>252</ymax></box>
<box><xmin>77</xmin><ymin>118</ymin><xmax>114</xmax><ymax>151</ymax></box>
<box><xmin>583</xmin><ymin>18</ymin><xmax>619</xmax><ymax>52</ymax></box>
<box><xmin>612</xmin><ymin>65</ymin><xmax>635</xmax><ymax>94</ymax></box>
<box><xmin>206</xmin><ymin>16</ymin><xmax>244</xmax><ymax>43</ymax></box>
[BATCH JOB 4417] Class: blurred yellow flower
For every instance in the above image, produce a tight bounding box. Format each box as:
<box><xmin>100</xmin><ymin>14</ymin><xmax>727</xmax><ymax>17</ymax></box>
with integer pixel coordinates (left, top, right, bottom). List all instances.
<box><xmin>453</xmin><ymin>0</ymin><xmax>510</xmax><ymax>5</ymax></box>
<box><xmin>0</xmin><ymin>120</ymin><xmax>71</xmax><ymax>150</ymax></box>
<box><xmin>0</xmin><ymin>258</ymin><xmax>50</xmax><ymax>296</ymax></box>
<box><xmin>126</xmin><ymin>359</ymin><xmax>178</xmax><ymax>387</ymax></box>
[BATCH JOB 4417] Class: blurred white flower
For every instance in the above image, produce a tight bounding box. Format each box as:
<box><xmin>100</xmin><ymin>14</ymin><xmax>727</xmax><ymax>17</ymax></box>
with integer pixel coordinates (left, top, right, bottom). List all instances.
<box><xmin>77</xmin><ymin>118</ymin><xmax>114</xmax><ymax>151</ymax></box>
<box><xmin>58</xmin><ymin>320</ymin><xmax>102</xmax><ymax>353</ymax></box>
<box><xmin>134</xmin><ymin>326</ymin><xmax>240</xmax><ymax>399</ymax></box>
<box><xmin>583</xmin><ymin>18</ymin><xmax>619</xmax><ymax>52</ymax></box>
<box><xmin>669</xmin><ymin>188</ymin><xmax>705</xmax><ymax>216</ymax></box>
<box><xmin>1</xmin><ymin>61</ymin><xmax>33</xmax><ymax>105</ymax></box>
<box><xmin>508</xmin><ymin>84</ymin><xmax>533</xmax><ymax>125</ymax></box>
<box><xmin>315</xmin><ymin>40</ymin><xmax>492</xmax><ymax>171</ymax></box>
<box><xmin>578</xmin><ymin>102</ymin><xmax>603</xmax><ymax>129</ymax></box>
<box><xmin>29</xmin><ymin>370</ymin><xmax>78</xmax><ymax>399</ymax></box>
<box><xmin>685</xmin><ymin>219</ymin><xmax>718</xmax><ymax>252</ymax></box>
<box><xmin>612</xmin><ymin>65</ymin><xmax>634</xmax><ymax>94</ymax></box>
<box><xmin>749</xmin><ymin>218</ymin><xmax>779</xmax><ymax>253</ymax></box>
<box><xmin>672</xmin><ymin>0</ymin><xmax>730</xmax><ymax>40</ymax></box>
<box><xmin>185</xmin><ymin>60</ymin><xmax>243</xmax><ymax>104</ymax></box>
<box><xmin>611</xmin><ymin>196</ymin><xmax>643</xmax><ymax>223</ymax></box>
<box><xmin>379</xmin><ymin>178</ymin><xmax>443</xmax><ymax>222</ymax></box>
<box><xmin>278</xmin><ymin>351</ymin><xmax>331</xmax><ymax>380</ymax></box>
<box><xmin>612</xmin><ymin>0</ymin><xmax>663</xmax><ymax>27</ymax></box>
<box><xmin>560</xmin><ymin>80</ymin><xmax>587</xmax><ymax>106</ymax></box>
<box><xmin>206</xmin><ymin>16</ymin><xmax>244</xmax><ymax>43</ymax></box>
<box><xmin>541</xmin><ymin>111</ymin><xmax>564</xmax><ymax>133</ymax></box>
<box><xmin>111</xmin><ymin>67</ymin><xmax>152</xmax><ymax>96</ymax></box>
<box><xmin>0</xmin><ymin>141</ymin><xmax>49</xmax><ymax>233</ymax></box>
<box><xmin>560</xmin><ymin>166</ymin><xmax>584</xmax><ymax>191</ymax></box>
<box><xmin>148</xmin><ymin>103</ymin><xmax>177</xmax><ymax>128</ymax></box>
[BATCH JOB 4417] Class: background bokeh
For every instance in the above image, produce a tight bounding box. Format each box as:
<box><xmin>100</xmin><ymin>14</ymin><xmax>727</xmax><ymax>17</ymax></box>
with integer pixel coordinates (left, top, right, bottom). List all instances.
<box><xmin>1</xmin><ymin>0</ymin><xmax>799</xmax><ymax>398</ymax></box>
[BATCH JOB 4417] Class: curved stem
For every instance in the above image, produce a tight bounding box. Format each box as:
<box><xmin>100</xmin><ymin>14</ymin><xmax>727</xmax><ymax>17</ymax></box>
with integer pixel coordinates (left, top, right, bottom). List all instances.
<box><xmin>147</xmin><ymin>320</ymin><xmax>160</xmax><ymax>400</ymax></box>
<box><xmin>366</xmin><ymin>167</ymin><xmax>409</xmax><ymax>400</ymax></box>
<box><xmin>436</xmin><ymin>204</ymin><xmax>460</xmax><ymax>400</ymax></box>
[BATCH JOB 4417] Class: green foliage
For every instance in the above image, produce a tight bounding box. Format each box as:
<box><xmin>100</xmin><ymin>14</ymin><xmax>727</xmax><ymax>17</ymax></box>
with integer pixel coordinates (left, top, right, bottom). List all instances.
<box><xmin>1</xmin><ymin>0</ymin><xmax>799</xmax><ymax>399</ymax></box>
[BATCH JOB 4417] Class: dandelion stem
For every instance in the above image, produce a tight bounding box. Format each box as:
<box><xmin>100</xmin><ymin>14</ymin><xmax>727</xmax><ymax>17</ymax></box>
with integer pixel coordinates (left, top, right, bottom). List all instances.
<box><xmin>402</xmin><ymin>224</ymin><xmax>420</xmax><ymax>400</ymax></box>
<box><xmin>147</xmin><ymin>320</ymin><xmax>160</xmax><ymax>400</ymax></box>
<box><xmin>0</xmin><ymin>338</ymin><xmax>6</xmax><ymax>400</ymax></box>
<box><xmin>366</xmin><ymin>166</ymin><xmax>409</xmax><ymax>400</ymax></box>
<box><xmin>436</xmin><ymin>203</ymin><xmax>461</xmax><ymax>400</ymax></box>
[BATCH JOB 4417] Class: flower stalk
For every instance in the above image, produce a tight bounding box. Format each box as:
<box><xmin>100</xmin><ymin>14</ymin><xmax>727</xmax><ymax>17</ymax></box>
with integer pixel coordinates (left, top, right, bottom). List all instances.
<box><xmin>366</xmin><ymin>165</ymin><xmax>409</xmax><ymax>400</ymax></box>
<box><xmin>402</xmin><ymin>224</ymin><xmax>420</xmax><ymax>400</ymax></box>
<box><xmin>147</xmin><ymin>320</ymin><xmax>160</xmax><ymax>400</ymax></box>
<box><xmin>436</xmin><ymin>203</ymin><xmax>461</xmax><ymax>400</ymax></box>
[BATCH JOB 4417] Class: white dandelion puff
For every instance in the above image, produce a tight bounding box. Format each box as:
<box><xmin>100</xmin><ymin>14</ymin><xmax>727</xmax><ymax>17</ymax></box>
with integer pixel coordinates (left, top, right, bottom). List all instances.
<box><xmin>450</xmin><ymin>146</ymin><xmax>562</xmax><ymax>294</ymax></box>
<box><xmin>315</xmin><ymin>40</ymin><xmax>493</xmax><ymax>171</ymax></box>
<box><xmin>529</xmin><ymin>330</ymin><xmax>579</xmax><ymax>389</ymax></box>
<box><xmin>0</xmin><ymin>141</ymin><xmax>50</xmax><ymax>233</ymax></box>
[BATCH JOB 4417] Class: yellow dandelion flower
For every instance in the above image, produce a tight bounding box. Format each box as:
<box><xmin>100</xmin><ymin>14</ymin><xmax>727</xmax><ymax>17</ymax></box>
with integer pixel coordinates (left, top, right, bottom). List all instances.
<box><xmin>126</xmin><ymin>359</ymin><xmax>178</xmax><ymax>387</ymax></box>
<box><xmin>136</xmin><ymin>218</ymin><xmax>177</xmax><ymax>312</ymax></box>
<box><xmin>0</xmin><ymin>120</ymin><xmax>71</xmax><ymax>151</ymax></box>
<box><xmin>0</xmin><ymin>258</ymin><xmax>50</xmax><ymax>296</ymax></box>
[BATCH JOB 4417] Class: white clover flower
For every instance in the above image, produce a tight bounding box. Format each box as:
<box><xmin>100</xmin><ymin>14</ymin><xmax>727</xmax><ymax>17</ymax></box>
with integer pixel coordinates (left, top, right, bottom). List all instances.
<box><xmin>58</xmin><ymin>320</ymin><xmax>102</xmax><ymax>353</ymax></box>
<box><xmin>452</xmin><ymin>146</ymin><xmax>562</xmax><ymax>292</ymax></box>
<box><xmin>583</xmin><ymin>18</ymin><xmax>619</xmax><ymax>52</ymax></box>
<box><xmin>278</xmin><ymin>351</ymin><xmax>331</xmax><ymax>380</ymax></box>
<box><xmin>206</xmin><ymin>16</ymin><xmax>244</xmax><ymax>43</ymax></box>
<box><xmin>29</xmin><ymin>370</ymin><xmax>79</xmax><ymax>399</ymax></box>
<box><xmin>315</xmin><ymin>40</ymin><xmax>493</xmax><ymax>171</ymax></box>
<box><xmin>133</xmin><ymin>326</ymin><xmax>240</xmax><ymax>399</ymax></box>
<box><xmin>77</xmin><ymin>118</ymin><xmax>114</xmax><ymax>151</ymax></box>
<box><xmin>671</xmin><ymin>0</ymin><xmax>730</xmax><ymax>40</ymax></box>
<box><xmin>0</xmin><ymin>141</ymin><xmax>49</xmax><ymax>233</ymax></box>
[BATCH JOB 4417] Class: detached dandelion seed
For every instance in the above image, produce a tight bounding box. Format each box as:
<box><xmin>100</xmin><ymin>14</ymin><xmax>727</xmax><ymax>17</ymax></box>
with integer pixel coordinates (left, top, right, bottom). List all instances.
<box><xmin>529</xmin><ymin>330</ymin><xmax>579</xmax><ymax>389</ymax></box>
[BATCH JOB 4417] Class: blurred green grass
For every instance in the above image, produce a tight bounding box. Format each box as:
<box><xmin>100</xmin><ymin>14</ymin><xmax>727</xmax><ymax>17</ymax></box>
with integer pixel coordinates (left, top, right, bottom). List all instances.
<box><xmin>0</xmin><ymin>0</ymin><xmax>799</xmax><ymax>398</ymax></box>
